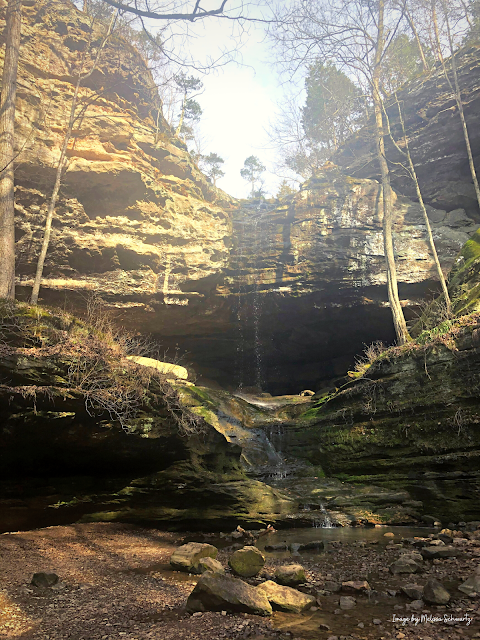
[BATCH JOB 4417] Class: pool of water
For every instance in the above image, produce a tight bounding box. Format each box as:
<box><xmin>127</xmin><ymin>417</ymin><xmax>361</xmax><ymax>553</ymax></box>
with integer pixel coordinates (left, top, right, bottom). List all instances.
<box><xmin>255</xmin><ymin>525</ymin><xmax>437</xmax><ymax>551</ymax></box>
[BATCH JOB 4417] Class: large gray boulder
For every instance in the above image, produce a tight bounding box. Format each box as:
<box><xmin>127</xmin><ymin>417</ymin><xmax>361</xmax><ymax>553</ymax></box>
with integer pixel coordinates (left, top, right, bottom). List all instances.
<box><xmin>170</xmin><ymin>543</ymin><xmax>218</xmax><ymax>574</ymax></box>
<box><xmin>274</xmin><ymin>564</ymin><xmax>306</xmax><ymax>587</ymax></box>
<box><xmin>229</xmin><ymin>546</ymin><xmax>265</xmax><ymax>578</ymax></box>
<box><xmin>186</xmin><ymin>572</ymin><xmax>272</xmax><ymax>616</ymax></box>
<box><xmin>458</xmin><ymin>566</ymin><xmax>480</xmax><ymax>596</ymax></box>
<box><xmin>421</xmin><ymin>546</ymin><xmax>462</xmax><ymax>560</ymax></box>
<box><xmin>401</xmin><ymin>584</ymin><xmax>424</xmax><ymax>600</ymax></box>
<box><xmin>389</xmin><ymin>557</ymin><xmax>420</xmax><ymax>575</ymax></box>
<box><xmin>256</xmin><ymin>580</ymin><xmax>316</xmax><ymax>613</ymax></box>
<box><xmin>423</xmin><ymin>578</ymin><xmax>451</xmax><ymax>605</ymax></box>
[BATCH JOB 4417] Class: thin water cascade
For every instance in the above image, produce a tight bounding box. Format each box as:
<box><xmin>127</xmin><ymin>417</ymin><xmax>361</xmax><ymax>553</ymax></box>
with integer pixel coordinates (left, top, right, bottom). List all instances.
<box><xmin>315</xmin><ymin>504</ymin><xmax>334</xmax><ymax>528</ymax></box>
<box><xmin>231</xmin><ymin>204</ymin><xmax>274</xmax><ymax>392</ymax></box>
<box><xmin>264</xmin><ymin>423</ymin><xmax>289</xmax><ymax>480</ymax></box>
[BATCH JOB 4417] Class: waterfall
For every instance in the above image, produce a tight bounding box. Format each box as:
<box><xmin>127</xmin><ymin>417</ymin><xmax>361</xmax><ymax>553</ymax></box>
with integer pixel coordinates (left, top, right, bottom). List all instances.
<box><xmin>313</xmin><ymin>504</ymin><xmax>334</xmax><ymax>528</ymax></box>
<box><xmin>232</xmin><ymin>204</ymin><xmax>272</xmax><ymax>391</ymax></box>
<box><xmin>263</xmin><ymin>423</ymin><xmax>289</xmax><ymax>480</ymax></box>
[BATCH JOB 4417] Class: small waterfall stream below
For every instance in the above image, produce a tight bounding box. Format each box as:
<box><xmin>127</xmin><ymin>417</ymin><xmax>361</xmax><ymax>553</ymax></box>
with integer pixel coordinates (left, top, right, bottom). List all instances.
<box><xmin>210</xmin><ymin>389</ymin><xmax>335</xmax><ymax>528</ymax></box>
<box><xmin>221</xmin><ymin>204</ymin><xmax>336</xmax><ymax>527</ymax></box>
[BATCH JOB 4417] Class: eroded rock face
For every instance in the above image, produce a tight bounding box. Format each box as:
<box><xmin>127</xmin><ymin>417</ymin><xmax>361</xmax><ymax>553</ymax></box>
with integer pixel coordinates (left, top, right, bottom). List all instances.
<box><xmin>282</xmin><ymin>317</ymin><xmax>480</xmax><ymax>522</ymax></box>
<box><xmin>334</xmin><ymin>46</ymin><xmax>480</xmax><ymax>221</ymax></box>
<box><xmin>7</xmin><ymin>0</ymin><xmax>480</xmax><ymax>395</ymax></box>
<box><xmin>6</xmin><ymin>0</ymin><xmax>232</xmax><ymax>320</ymax></box>
<box><xmin>209</xmin><ymin>168</ymin><xmax>476</xmax><ymax>392</ymax></box>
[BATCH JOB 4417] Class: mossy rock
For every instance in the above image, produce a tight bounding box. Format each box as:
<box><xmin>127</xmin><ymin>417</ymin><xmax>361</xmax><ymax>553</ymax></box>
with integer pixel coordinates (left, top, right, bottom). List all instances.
<box><xmin>229</xmin><ymin>545</ymin><xmax>265</xmax><ymax>578</ymax></box>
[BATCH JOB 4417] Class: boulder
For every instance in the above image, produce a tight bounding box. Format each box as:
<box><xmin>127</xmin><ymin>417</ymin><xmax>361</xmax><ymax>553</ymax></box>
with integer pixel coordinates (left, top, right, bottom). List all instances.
<box><xmin>229</xmin><ymin>546</ymin><xmax>265</xmax><ymax>578</ymax></box>
<box><xmin>170</xmin><ymin>543</ymin><xmax>218</xmax><ymax>574</ymax></box>
<box><xmin>437</xmin><ymin>533</ymin><xmax>454</xmax><ymax>544</ymax></box>
<box><xmin>198</xmin><ymin>557</ymin><xmax>224</xmax><ymax>575</ymax></box>
<box><xmin>341</xmin><ymin>580</ymin><xmax>371</xmax><ymax>594</ymax></box>
<box><xmin>274</xmin><ymin>564</ymin><xmax>306</xmax><ymax>587</ymax></box>
<box><xmin>256</xmin><ymin>580</ymin><xmax>315</xmax><ymax>613</ymax></box>
<box><xmin>400</xmin><ymin>551</ymin><xmax>423</xmax><ymax>564</ymax></box>
<box><xmin>421</xmin><ymin>546</ymin><xmax>461</xmax><ymax>560</ymax></box>
<box><xmin>186</xmin><ymin>572</ymin><xmax>272</xmax><ymax>616</ymax></box>
<box><xmin>389</xmin><ymin>557</ymin><xmax>420</xmax><ymax>575</ymax></box>
<box><xmin>324</xmin><ymin>581</ymin><xmax>341</xmax><ymax>593</ymax></box>
<box><xmin>458</xmin><ymin>566</ymin><xmax>480</xmax><ymax>596</ymax></box>
<box><xmin>423</xmin><ymin>578</ymin><xmax>450</xmax><ymax>605</ymax></box>
<box><xmin>339</xmin><ymin>596</ymin><xmax>356</xmax><ymax>610</ymax></box>
<box><xmin>264</xmin><ymin>543</ymin><xmax>288</xmax><ymax>552</ymax></box>
<box><xmin>401</xmin><ymin>584</ymin><xmax>424</xmax><ymax>600</ymax></box>
<box><xmin>126</xmin><ymin>356</ymin><xmax>188</xmax><ymax>380</ymax></box>
<box><xmin>31</xmin><ymin>573</ymin><xmax>59</xmax><ymax>588</ymax></box>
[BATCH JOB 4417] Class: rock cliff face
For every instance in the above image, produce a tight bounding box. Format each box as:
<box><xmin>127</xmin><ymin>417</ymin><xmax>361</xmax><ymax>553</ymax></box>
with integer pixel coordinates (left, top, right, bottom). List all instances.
<box><xmin>334</xmin><ymin>45</ymin><xmax>480</xmax><ymax>221</ymax></box>
<box><xmin>0</xmin><ymin>303</ymin><xmax>295</xmax><ymax>532</ymax></box>
<box><xmin>204</xmin><ymin>169</ymin><xmax>476</xmax><ymax>392</ymax></box>
<box><xmin>6</xmin><ymin>0</ymin><xmax>480</xmax><ymax>394</ymax></box>
<box><xmin>279</xmin><ymin>240</ymin><xmax>480</xmax><ymax>523</ymax></box>
<box><xmin>6</xmin><ymin>0</ymin><xmax>232</xmax><ymax>316</ymax></box>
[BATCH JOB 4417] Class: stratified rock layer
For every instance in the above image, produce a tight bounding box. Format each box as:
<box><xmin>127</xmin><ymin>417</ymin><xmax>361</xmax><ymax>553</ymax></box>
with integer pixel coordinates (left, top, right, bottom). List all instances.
<box><xmin>335</xmin><ymin>46</ymin><xmax>480</xmax><ymax>220</ymax></box>
<box><xmin>6</xmin><ymin>0</ymin><xmax>480</xmax><ymax>393</ymax></box>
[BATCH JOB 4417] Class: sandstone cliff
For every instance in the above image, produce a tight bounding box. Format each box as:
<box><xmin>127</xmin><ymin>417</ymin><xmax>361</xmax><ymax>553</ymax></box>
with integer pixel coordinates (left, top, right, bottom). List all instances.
<box><xmin>3</xmin><ymin>0</ymin><xmax>232</xmax><ymax>313</ymax></box>
<box><xmin>334</xmin><ymin>45</ymin><xmax>480</xmax><ymax>221</ymax></box>
<box><xmin>5</xmin><ymin>0</ymin><xmax>480</xmax><ymax>394</ymax></box>
<box><xmin>279</xmin><ymin>238</ymin><xmax>480</xmax><ymax>523</ymax></box>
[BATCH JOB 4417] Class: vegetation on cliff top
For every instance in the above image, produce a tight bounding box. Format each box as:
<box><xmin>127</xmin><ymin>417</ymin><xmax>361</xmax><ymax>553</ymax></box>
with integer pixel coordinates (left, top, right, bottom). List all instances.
<box><xmin>0</xmin><ymin>298</ymin><xmax>203</xmax><ymax>436</ymax></box>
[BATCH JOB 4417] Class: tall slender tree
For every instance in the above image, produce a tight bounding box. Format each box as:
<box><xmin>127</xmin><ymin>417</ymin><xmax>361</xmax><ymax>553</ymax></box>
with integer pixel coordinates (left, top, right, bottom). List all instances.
<box><xmin>0</xmin><ymin>0</ymin><xmax>21</xmax><ymax>300</ymax></box>
<box><xmin>268</xmin><ymin>0</ymin><xmax>411</xmax><ymax>343</ymax></box>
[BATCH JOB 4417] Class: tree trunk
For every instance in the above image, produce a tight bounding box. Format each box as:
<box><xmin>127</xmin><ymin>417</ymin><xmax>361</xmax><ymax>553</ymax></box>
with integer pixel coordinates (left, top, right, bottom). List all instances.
<box><xmin>175</xmin><ymin>92</ymin><xmax>186</xmax><ymax>136</ymax></box>
<box><xmin>432</xmin><ymin>3</ymin><xmax>444</xmax><ymax>63</ymax></box>
<box><xmin>394</xmin><ymin>95</ymin><xmax>451</xmax><ymax>314</ymax></box>
<box><xmin>405</xmin><ymin>7</ymin><xmax>429</xmax><ymax>72</ymax></box>
<box><xmin>30</xmin><ymin>10</ymin><xmax>117</xmax><ymax>304</ymax></box>
<box><xmin>0</xmin><ymin>0</ymin><xmax>21</xmax><ymax>300</ymax></box>
<box><xmin>442</xmin><ymin>2</ymin><xmax>480</xmax><ymax>211</ymax></box>
<box><xmin>373</xmin><ymin>0</ymin><xmax>410</xmax><ymax>344</ymax></box>
<box><xmin>30</xmin><ymin>79</ymin><xmax>81</xmax><ymax>305</ymax></box>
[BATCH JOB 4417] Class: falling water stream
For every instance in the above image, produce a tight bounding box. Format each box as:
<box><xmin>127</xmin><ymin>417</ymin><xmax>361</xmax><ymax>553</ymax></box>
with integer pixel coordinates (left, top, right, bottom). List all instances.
<box><xmin>230</xmin><ymin>204</ymin><xmax>335</xmax><ymax>527</ymax></box>
<box><xmin>232</xmin><ymin>204</ymin><xmax>274</xmax><ymax>391</ymax></box>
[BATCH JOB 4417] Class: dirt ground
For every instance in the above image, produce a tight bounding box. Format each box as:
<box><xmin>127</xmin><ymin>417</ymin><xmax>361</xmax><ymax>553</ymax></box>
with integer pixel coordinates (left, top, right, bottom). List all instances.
<box><xmin>1</xmin><ymin>522</ymin><xmax>480</xmax><ymax>640</ymax></box>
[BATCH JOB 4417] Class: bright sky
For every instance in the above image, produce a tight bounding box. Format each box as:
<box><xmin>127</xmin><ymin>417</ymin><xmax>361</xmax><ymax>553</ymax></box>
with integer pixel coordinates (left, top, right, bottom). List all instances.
<box><xmin>172</xmin><ymin>10</ymin><xmax>289</xmax><ymax>198</ymax></box>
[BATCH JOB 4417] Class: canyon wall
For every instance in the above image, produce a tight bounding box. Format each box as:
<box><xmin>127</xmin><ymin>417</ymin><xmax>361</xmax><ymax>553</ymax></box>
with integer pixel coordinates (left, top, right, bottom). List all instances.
<box><xmin>5</xmin><ymin>0</ymin><xmax>480</xmax><ymax>393</ymax></box>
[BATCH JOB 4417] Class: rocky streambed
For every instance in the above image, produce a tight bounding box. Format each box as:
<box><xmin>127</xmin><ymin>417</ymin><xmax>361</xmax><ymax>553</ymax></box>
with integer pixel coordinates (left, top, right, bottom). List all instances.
<box><xmin>2</xmin><ymin>522</ymin><xmax>480</xmax><ymax>640</ymax></box>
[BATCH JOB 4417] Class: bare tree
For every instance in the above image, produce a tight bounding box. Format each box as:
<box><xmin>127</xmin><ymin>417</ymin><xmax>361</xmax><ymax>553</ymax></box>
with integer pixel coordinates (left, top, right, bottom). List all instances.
<box><xmin>0</xmin><ymin>0</ymin><xmax>21</xmax><ymax>300</ymax></box>
<box><xmin>439</xmin><ymin>0</ymin><xmax>480</xmax><ymax>211</ymax></box>
<box><xmin>268</xmin><ymin>0</ymin><xmax>411</xmax><ymax>344</ymax></box>
<box><xmin>383</xmin><ymin>95</ymin><xmax>451</xmax><ymax>313</ymax></box>
<box><xmin>30</xmin><ymin>11</ymin><xmax>119</xmax><ymax>305</ymax></box>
